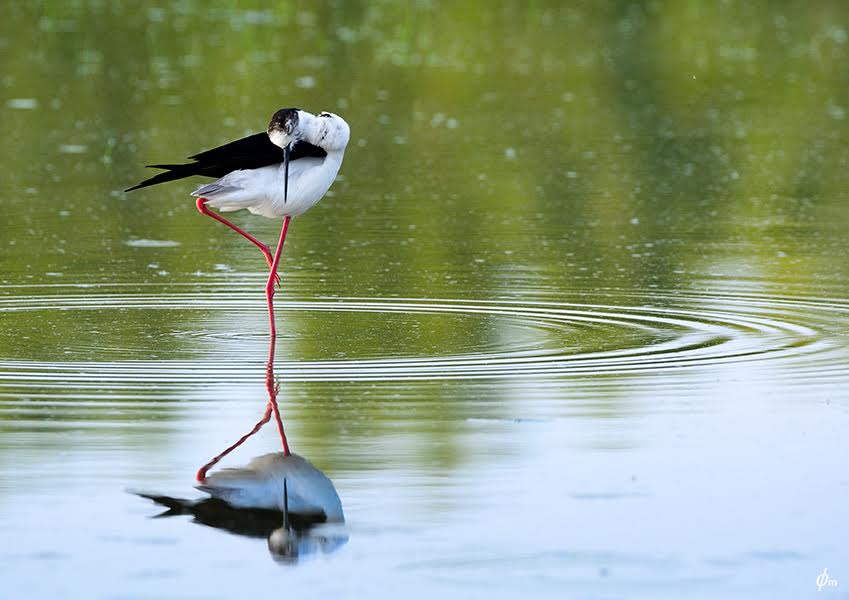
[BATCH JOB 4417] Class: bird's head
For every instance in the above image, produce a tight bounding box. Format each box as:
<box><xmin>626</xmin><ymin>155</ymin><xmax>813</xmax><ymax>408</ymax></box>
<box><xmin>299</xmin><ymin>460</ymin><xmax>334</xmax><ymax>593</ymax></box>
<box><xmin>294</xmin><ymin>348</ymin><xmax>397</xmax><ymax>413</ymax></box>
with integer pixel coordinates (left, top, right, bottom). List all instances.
<box><xmin>267</xmin><ymin>108</ymin><xmax>301</xmax><ymax>149</ymax></box>
<box><xmin>267</xmin><ymin>108</ymin><xmax>350</xmax><ymax>202</ymax></box>
<box><xmin>267</xmin><ymin>108</ymin><xmax>350</xmax><ymax>153</ymax></box>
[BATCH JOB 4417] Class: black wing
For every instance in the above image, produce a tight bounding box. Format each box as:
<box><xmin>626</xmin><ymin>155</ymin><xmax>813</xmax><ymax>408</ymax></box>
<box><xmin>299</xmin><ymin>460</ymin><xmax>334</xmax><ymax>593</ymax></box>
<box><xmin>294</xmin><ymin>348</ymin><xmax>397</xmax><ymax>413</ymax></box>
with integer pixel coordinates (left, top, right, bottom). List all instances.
<box><xmin>125</xmin><ymin>134</ymin><xmax>327</xmax><ymax>192</ymax></box>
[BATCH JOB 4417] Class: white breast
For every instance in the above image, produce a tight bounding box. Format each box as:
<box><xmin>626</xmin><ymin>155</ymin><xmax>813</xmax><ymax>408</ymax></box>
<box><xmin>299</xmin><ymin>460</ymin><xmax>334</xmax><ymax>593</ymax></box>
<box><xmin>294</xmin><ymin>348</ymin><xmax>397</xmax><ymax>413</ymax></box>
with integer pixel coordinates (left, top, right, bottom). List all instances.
<box><xmin>196</xmin><ymin>150</ymin><xmax>344</xmax><ymax>219</ymax></box>
<box><xmin>259</xmin><ymin>151</ymin><xmax>344</xmax><ymax>218</ymax></box>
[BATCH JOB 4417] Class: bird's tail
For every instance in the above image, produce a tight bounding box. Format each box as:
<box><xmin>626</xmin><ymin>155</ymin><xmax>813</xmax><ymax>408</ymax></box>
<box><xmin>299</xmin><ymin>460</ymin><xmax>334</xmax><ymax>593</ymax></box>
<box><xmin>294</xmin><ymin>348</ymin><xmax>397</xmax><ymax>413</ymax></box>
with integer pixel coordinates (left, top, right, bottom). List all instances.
<box><xmin>124</xmin><ymin>164</ymin><xmax>196</xmax><ymax>192</ymax></box>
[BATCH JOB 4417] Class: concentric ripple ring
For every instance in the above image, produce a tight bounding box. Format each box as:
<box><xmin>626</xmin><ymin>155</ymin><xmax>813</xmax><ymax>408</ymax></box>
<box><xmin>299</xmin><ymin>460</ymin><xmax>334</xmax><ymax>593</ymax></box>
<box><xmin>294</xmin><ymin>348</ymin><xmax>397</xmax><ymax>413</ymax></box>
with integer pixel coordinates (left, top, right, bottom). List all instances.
<box><xmin>1</xmin><ymin>288</ymin><xmax>848</xmax><ymax>387</ymax></box>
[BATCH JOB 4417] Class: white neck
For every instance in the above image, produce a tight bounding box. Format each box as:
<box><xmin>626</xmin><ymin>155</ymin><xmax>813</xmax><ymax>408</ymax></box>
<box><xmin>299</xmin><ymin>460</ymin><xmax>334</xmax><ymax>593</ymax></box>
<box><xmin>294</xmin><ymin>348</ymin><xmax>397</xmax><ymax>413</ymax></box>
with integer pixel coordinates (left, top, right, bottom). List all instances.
<box><xmin>297</xmin><ymin>111</ymin><xmax>350</xmax><ymax>152</ymax></box>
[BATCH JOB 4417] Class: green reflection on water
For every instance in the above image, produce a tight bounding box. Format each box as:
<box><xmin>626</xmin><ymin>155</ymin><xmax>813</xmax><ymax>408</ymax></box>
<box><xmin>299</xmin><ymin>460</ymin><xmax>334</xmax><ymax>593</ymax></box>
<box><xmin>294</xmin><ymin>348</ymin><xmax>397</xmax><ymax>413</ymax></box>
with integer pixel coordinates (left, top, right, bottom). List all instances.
<box><xmin>1</xmin><ymin>2</ymin><xmax>849</xmax><ymax>466</ymax></box>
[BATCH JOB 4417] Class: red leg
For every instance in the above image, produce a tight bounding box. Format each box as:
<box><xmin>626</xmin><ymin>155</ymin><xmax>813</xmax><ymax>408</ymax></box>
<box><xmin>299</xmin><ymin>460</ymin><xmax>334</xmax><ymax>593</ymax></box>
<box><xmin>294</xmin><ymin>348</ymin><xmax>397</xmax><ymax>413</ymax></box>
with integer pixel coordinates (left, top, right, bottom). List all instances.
<box><xmin>266</xmin><ymin>216</ymin><xmax>291</xmax><ymax>338</ymax></box>
<box><xmin>196</xmin><ymin>197</ymin><xmax>280</xmax><ymax>287</ymax></box>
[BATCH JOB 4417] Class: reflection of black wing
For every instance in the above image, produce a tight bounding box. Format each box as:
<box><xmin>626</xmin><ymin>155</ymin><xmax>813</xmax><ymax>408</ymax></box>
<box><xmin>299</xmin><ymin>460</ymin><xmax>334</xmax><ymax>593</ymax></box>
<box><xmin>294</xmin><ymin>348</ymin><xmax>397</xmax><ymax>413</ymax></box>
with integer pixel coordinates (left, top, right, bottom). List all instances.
<box><xmin>135</xmin><ymin>491</ymin><xmax>349</xmax><ymax>564</ymax></box>
<box><xmin>125</xmin><ymin>134</ymin><xmax>327</xmax><ymax>192</ymax></box>
<box><xmin>136</xmin><ymin>492</ymin><xmax>327</xmax><ymax>534</ymax></box>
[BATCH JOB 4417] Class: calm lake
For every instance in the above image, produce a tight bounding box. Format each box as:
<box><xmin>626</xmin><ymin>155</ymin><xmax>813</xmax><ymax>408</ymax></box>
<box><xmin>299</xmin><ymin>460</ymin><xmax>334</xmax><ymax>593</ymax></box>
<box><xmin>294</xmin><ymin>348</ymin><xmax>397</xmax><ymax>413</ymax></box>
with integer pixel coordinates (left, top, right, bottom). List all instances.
<box><xmin>1</xmin><ymin>3</ymin><xmax>848</xmax><ymax>599</ymax></box>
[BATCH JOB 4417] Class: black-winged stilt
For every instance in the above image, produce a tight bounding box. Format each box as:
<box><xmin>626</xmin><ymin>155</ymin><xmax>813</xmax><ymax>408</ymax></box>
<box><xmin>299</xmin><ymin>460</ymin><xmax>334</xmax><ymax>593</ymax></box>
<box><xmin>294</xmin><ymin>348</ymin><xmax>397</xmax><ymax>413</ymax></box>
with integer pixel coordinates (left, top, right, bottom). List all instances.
<box><xmin>126</xmin><ymin>108</ymin><xmax>350</xmax><ymax>336</ymax></box>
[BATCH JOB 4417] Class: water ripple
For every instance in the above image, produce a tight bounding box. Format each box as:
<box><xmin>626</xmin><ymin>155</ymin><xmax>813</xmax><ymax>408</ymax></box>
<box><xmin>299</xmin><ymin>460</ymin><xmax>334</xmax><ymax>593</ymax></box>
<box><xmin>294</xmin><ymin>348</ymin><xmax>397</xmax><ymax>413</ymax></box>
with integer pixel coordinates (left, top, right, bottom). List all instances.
<box><xmin>1</xmin><ymin>288</ymin><xmax>847</xmax><ymax>387</ymax></box>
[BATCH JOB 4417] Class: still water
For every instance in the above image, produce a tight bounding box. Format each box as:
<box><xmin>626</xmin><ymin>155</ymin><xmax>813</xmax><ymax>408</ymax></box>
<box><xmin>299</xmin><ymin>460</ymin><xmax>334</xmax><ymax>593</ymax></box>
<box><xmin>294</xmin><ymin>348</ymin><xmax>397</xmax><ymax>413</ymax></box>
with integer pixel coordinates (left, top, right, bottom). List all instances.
<box><xmin>2</xmin><ymin>3</ymin><xmax>849</xmax><ymax>599</ymax></box>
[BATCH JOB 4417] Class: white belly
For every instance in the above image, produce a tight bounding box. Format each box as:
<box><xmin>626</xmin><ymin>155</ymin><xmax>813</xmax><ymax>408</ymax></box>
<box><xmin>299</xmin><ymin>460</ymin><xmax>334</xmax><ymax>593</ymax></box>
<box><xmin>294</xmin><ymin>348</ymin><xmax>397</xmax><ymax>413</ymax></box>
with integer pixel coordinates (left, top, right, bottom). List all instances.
<box><xmin>195</xmin><ymin>151</ymin><xmax>344</xmax><ymax>219</ymax></box>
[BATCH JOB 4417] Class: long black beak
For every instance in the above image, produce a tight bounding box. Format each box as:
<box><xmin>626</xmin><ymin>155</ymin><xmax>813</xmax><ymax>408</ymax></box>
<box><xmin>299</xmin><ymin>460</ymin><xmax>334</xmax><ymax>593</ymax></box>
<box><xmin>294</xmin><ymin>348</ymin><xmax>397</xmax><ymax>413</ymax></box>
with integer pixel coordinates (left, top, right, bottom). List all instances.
<box><xmin>283</xmin><ymin>145</ymin><xmax>290</xmax><ymax>203</ymax></box>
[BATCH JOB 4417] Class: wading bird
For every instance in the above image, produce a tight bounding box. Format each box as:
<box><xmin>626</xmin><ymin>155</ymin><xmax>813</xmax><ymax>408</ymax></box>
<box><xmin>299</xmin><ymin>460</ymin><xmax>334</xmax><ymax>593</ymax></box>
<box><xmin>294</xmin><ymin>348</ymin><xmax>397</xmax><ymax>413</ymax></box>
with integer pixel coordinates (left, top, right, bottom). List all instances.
<box><xmin>126</xmin><ymin>108</ymin><xmax>351</xmax><ymax>336</ymax></box>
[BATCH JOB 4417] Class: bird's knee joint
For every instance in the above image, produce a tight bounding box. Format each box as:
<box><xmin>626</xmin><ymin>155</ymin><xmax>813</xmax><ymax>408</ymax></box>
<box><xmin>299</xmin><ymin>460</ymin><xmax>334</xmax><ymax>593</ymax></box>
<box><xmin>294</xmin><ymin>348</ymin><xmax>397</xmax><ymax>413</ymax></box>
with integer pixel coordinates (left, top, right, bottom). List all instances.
<box><xmin>195</xmin><ymin>197</ymin><xmax>208</xmax><ymax>212</ymax></box>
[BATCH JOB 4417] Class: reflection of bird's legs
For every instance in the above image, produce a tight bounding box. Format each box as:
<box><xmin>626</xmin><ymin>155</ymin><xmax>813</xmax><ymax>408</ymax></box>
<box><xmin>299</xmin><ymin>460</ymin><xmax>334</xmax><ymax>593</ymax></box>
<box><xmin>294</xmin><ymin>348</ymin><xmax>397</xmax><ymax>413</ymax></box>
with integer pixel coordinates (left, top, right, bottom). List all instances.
<box><xmin>195</xmin><ymin>403</ymin><xmax>273</xmax><ymax>482</ymax></box>
<box><xmin>266</xmin><ymin>334</ymin><xmax>290</xmax><ymax>454</ymax></box>
<box><xmin>195</xmin><ymin>335</ymin><xmax>290</xmax><ymax>482</ymax></box>
<box><xmin>195</xmin><ymin>198</ymin><xmax>280</xmax><ymax>287</ymax></box>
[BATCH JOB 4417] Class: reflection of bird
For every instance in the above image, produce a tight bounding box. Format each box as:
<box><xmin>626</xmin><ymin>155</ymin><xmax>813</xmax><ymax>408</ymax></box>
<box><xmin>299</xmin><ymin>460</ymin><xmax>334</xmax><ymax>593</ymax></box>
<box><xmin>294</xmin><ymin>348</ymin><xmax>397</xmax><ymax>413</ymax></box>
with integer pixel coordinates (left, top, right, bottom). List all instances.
<box><xmin>126</xmin><ymin>108</ymin><xmax>351</xmax><ymax>336</ymax></box>
<box><xmin>195</xmin><ymin>335</ymin><xmax>289</xmax><ymax>476</ymax></box>
<box><xmin>136</xmin><ymin>456</ymin><xmax>347</xmax><ymax>564</ymax></box>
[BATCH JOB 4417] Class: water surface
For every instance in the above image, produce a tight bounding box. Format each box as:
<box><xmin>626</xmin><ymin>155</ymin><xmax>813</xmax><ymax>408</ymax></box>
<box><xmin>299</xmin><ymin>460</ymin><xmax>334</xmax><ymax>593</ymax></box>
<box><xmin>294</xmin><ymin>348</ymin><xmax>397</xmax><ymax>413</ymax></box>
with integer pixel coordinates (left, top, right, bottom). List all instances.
<box><xmin>2</xmin><ymin>3</ymin><xmax>849</xmax><ymax>599</ymax></box>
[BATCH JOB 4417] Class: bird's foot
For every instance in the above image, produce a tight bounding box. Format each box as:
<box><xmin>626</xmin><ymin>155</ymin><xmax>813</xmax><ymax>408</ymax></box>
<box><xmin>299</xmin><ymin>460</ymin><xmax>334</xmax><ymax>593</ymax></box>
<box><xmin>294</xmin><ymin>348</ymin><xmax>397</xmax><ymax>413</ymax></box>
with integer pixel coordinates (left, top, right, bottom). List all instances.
<box><xmin>266</xmin><ymin>274</ymin><xmax>279</xmax><ymax>305</ymax></box>
<box><xmin>262</xmin><ymin>249</ymin><xmax>282</xmax><ymax>289</ymax></box>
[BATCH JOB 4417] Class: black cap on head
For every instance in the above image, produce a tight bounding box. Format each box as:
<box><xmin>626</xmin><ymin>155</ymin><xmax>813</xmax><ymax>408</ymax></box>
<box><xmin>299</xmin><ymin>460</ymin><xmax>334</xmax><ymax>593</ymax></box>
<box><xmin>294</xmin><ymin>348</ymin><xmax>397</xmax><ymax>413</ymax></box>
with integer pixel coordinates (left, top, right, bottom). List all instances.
<box><xmin>268</xmin><ymin>108</ymin><xmax>300</xmax><ymax>135</ymax></box>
